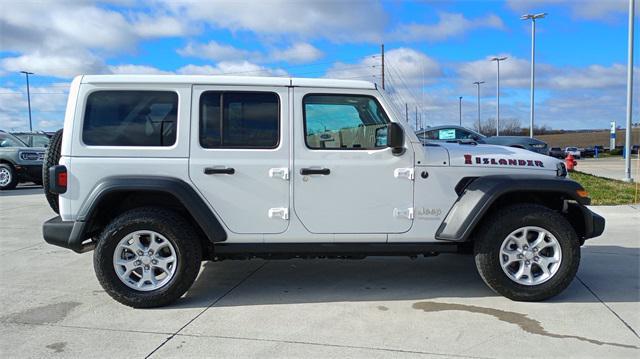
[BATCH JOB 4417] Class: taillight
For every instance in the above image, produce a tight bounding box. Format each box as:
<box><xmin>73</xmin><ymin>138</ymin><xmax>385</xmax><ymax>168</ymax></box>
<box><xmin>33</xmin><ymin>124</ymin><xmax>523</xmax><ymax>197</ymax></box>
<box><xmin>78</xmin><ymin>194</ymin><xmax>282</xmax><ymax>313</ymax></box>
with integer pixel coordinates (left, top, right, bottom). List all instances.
<box><xmin>49</xmin><ymin>165</ymin><xmax>67</xmax><ymax>194</ymax></box>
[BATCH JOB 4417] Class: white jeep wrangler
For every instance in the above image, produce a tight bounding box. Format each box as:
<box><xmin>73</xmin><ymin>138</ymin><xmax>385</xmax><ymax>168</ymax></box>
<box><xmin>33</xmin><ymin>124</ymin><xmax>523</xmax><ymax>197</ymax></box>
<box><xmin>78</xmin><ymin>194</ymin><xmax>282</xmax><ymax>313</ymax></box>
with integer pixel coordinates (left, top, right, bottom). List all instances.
<box><xmin>42</xmin><ymin>75</ymin><xmax>604</xmax><ymax>308</ymax></box>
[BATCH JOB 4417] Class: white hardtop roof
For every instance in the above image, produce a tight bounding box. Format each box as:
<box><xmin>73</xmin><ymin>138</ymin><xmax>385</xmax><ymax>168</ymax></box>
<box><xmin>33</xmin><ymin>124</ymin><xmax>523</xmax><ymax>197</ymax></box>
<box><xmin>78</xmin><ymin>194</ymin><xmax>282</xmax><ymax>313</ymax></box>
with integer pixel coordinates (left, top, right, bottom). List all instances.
<box><xmin>80</xmin><ymin>75</ymin><xmax>376</xmax><ymax>90</ymax></box>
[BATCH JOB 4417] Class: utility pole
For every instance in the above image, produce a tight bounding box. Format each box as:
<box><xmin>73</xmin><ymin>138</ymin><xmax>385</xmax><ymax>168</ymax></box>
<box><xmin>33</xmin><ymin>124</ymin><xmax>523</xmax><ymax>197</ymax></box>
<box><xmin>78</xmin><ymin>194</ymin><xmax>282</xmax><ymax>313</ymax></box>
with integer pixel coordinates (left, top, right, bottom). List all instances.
<box><xmin>458</xmin><ymin>97</ymin><xmax>463</xmax><ymax>126</ymax></box>
<box><xmin>381</xmin><ymin>44</ymin><xmax>385</xmax><ymax>91</ymax></box>
<box><xmin>405</xmin><ymin>103</ymin><xmax>408</xmax><ymax>122</ymax></box>
<box><xmin>491</xmin><ymin>57</ymin><xmax>508</xmax><ymax>136</ymax></box>
<box><xmin>623</xmin><ymin>0</ymin><xmax>635</xmax><ymax>182</ymax></box>
<box><xmin>20</xmin><ymin>71</ymin><xmax>34</xmax><ymax>132</ymax></box>
<box><xmin>522</xmin><ymin>13</ymin><xmax>547</xmax><ymax>138</ymax></box>
<box><xmin>473</xmin><ymin>81</ymin><xmax>485</xmax><ymax>133</ymax></box>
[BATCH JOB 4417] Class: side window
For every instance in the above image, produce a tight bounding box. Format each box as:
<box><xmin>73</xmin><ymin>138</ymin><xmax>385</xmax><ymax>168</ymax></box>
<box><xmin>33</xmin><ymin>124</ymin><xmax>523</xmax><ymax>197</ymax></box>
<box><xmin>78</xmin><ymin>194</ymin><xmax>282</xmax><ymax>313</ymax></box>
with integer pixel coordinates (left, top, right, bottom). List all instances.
<box><xmin>83</xmin><ymin>91</ymin><xmax>178</xmax><ymax>146</ymax></box>
<box><xmin>303</xmin><ymin>94</ymin><xmax>389</xmax><ymax>149</ymax></box>
<box><xmin>200</xmin><ymin>91</ymin><xmax>279</xmax><ymax>148</ymax></box>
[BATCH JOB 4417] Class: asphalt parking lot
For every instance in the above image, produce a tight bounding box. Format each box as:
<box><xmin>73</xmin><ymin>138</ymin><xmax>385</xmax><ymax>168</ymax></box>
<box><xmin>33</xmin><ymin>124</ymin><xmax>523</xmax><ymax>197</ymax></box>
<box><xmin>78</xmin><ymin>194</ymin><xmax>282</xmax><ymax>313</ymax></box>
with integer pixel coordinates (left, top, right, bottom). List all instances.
<box><xmin>1</xmin><ymin>186</ymin><xmax>639</xmax><ymax>358</ymax></box>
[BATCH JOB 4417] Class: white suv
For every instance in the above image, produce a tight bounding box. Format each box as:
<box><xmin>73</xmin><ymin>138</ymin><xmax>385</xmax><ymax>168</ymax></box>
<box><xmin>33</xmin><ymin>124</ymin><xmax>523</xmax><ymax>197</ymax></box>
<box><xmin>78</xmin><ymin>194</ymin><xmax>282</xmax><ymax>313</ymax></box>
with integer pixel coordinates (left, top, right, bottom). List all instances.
<box><xmin>42</xmin><ymin>75</ymin><xmax>604</xmax><ymax>308</ymax></box>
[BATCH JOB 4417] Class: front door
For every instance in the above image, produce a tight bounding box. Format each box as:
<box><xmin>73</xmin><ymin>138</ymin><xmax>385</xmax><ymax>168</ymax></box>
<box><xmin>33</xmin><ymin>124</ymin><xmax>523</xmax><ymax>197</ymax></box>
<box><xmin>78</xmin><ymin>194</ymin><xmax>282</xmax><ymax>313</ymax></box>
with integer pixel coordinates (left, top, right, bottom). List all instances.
<box><xmin>189</xmin><ymin>86</ymin><xmax>290</xmax><ymax>234</ymax></box>
<box><xmin>292</xmin><ymin>89</ymin><xmax>414</xmax><ymax>234</ymax></box>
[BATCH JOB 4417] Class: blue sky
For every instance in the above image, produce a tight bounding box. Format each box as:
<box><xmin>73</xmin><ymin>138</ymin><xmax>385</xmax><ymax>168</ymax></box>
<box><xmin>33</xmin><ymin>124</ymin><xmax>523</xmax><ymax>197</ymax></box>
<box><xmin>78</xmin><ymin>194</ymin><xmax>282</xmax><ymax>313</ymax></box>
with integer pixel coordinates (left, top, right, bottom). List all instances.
<box><xmin>1</xmin><ymin>0</ymin><xmax>638</xmax><ymax>132</ymax></box>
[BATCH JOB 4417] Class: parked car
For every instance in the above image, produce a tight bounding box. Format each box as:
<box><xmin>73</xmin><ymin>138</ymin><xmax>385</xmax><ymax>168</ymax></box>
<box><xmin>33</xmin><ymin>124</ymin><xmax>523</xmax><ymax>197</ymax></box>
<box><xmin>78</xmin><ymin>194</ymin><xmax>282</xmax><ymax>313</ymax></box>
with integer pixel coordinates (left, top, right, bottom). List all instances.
<box><xmin>548</xmin><ymin>147</ymin><xmax>565</xmax><ymax>159</ymax></box>
<box><xmin>0</xmin><ymin>130</ymin><xmax>45</xmax><ymax>189</ymax></box>
<box><xmin>40</xmin><ymin>75</ymin><xmax>605</xmax><ymax>308</ymax></box>
<box><xmin>581</xmin><ymin>147</ymin><xmax>595</xmax><ymax>158</ymax></box>
<box><xmin>565</xmin><ymin>147</ymin><xmax>581</xmax><ymax>159</ymax></box>
<box><xmin>416</xmin><ymin>125</ymin><xmax>549</xmax><ymax>154</ymax></box>
<box><xmin>12</xmin><ymin>131</ymin><xmax>51</xmax><ymax>148</ymax></box>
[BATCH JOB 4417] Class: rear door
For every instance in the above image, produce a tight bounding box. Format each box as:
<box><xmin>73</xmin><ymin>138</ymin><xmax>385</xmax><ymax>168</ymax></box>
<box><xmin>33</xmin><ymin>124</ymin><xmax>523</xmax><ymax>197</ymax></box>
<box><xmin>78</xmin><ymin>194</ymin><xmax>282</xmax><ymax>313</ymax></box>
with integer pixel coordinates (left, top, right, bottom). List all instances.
<box><xmin>189</xmin><ymin>86</ymin><xmax>290</xmax><ymax>234</ymax></box>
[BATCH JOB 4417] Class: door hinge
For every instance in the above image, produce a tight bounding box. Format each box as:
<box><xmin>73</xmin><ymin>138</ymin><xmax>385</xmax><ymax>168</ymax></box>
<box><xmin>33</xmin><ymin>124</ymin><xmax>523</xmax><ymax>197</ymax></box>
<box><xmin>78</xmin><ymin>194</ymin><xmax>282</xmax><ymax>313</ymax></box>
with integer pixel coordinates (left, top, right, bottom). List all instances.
<box><xmin>393</xmin><ymin>207</ymin><xmax>414</xmax><ymax>220</ymax></box>
<box><xmin>268</xmin><ymin>207</ymin><xmax>289</xmax><ymax>220</ymax></box>
<box><xmin>269</xmin><ymin>167</ymin><xmax>289</xmax><ymax>180</ymax></box>
<box><xmin>394</xmin><ymin>168</ymin><xmax>414</xmax><ymax>180</ymax></box>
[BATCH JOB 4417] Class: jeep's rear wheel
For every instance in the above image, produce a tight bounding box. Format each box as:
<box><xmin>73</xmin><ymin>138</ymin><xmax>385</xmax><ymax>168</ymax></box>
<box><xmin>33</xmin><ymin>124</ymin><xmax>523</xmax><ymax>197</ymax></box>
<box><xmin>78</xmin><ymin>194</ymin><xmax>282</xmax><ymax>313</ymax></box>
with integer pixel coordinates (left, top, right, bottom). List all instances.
<box><xmin>474</xmin><ymin>204</ymin><xmax>580</xmax><ymax>301</ymax></box>
<box><xmin>43</xmin><ymin>129</ymin><xmax>63</xmax><ymax>213</ymax></box>
<box><xmin>94</xmin><ymin>207</ymin><xmax>202</xmax><ymax>308</ymax></box>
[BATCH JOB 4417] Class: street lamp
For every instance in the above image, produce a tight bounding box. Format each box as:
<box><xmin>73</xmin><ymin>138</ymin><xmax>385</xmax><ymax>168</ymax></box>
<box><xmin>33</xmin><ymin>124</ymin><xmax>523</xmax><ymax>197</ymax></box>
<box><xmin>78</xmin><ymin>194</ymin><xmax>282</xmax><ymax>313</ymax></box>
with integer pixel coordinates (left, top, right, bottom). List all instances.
<box><xmin>491</xmin><ymin>57</ymin><xmax>508</xmax><ymax>136</ymax></box>
<box><xmin>458</xmin><ymin>96</ymin><xmax>463</xmax><ymax>126</ymax></box>
<box><xmin>473</xmin><ymin>81</ymin><xmax>485</xmax><ymax>133</ymax></box>
<box><xmin>521</xmin><ymin>12</ymin><xmax>547</xmax><ymax>138</ymax></box>
<box><xmin>623</xmin><ymin>0</ymin><xmax>634</xmax><ymax>182</ymax></box>
<box><xmin>20</xmin><ymin>71</ymin><xmax>34</xmax><ymax>132</ymax></box>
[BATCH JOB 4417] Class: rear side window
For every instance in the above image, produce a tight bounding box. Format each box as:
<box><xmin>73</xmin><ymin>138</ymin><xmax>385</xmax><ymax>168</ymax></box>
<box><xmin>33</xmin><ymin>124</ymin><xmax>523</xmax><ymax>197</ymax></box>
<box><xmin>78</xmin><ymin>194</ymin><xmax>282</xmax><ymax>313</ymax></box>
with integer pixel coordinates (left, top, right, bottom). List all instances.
<box><xmin>83</xmin><ymin>91</ymin><xmax>178</xmax><ymax>146</ymax></box>
<box><xmin>200</xmin><ymin>91</ymin><xmax>279</xmax><ymax>148</ymax></box>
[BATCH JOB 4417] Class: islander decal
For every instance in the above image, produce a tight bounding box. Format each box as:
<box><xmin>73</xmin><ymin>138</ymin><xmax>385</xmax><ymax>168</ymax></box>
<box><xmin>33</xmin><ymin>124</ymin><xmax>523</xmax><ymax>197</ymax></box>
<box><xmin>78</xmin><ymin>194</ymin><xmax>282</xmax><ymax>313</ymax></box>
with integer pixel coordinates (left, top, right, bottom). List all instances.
<box><xmin>464</xmin><ymin>154</ymin><xmax>544</xmax><ymax>168</ymax></box>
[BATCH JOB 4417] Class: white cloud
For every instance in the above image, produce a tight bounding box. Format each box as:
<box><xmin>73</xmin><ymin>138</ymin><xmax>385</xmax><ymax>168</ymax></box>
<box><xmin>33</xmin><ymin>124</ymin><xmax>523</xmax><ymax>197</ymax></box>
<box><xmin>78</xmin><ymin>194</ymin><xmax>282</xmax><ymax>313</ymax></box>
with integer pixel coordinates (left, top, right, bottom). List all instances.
<box><xmin>392</xmin><ymin>12</ymin><xmax>505</xmax><ymax>42</ymax></box>
<box><xmin>108</xmin><ymin>64</ymin><xmax>173</xmax><ymax>75</ymax></box>
<box><xmin>177</xmin><ymin>61</ymin><xmax>287</xmax><ymax>77</ymax></box>
<box><xmin>177</xmin><ymin>41</ymin><xmax>258</xmax><ymax>62</ymax></box>
<box><xmin>269</xmin><ymin>43</ymin><xmax>323</xmax><ymax>64</ymax></box>
<box><xmin>1</xmin><ymin>52</ymin><xmax>107</xmax><ymax>78</ymax></box>
<box><xmin>160</xmin><ymin>0</ymin><xmax>386</xmax><ymax>42</ymax></box>
<box><xmin>0</xmin><ymin>1</ymin><xmax>188</xmax><ymax>78</ymax></box>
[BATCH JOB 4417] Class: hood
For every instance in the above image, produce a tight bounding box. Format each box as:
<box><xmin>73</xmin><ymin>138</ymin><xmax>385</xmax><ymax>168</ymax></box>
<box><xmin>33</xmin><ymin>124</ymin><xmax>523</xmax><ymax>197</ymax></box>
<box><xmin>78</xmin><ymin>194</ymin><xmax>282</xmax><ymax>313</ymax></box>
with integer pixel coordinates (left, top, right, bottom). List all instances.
<box><xmin>438</xmin><ymin>142</ymin><xmax>559</xmax><ymax>171</ymax></box>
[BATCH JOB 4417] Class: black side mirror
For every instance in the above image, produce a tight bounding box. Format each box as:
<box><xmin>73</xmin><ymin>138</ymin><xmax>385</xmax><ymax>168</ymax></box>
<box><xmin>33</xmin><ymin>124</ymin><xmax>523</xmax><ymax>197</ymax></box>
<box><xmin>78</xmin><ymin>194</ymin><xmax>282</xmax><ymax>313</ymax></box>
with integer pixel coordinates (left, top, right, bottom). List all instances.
<box><xmin>387</xmin><ymin>122</ymin><xmax>404</xmax><ymax>155</ymax></box>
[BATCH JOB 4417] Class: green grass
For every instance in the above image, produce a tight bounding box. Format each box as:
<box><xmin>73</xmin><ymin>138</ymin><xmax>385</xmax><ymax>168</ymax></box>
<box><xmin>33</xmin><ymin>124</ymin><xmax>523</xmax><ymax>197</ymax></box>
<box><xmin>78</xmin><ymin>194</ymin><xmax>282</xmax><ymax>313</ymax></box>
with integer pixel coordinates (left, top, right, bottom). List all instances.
<box><xmin>569</xmin><ymin>171</ymin><xmax>639</xmax><ymax>205</ymax></box>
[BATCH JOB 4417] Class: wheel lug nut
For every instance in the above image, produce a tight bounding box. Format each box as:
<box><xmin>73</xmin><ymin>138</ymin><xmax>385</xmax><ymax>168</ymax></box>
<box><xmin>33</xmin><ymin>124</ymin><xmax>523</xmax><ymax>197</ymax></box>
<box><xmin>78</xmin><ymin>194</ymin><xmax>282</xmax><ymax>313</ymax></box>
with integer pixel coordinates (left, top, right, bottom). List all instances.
<box><xmin>517</xmin><ymin>254</ymin><xmax>524</xmax><ymax>259</ymax></box>
<box><xmin>525</xmin><ymin>260</ymin><xmax>531</xmax><ymax>265</ymax></box>
<box><xmin>137</xmin><ymin>250</ymin><xmax>143</xmax><ymax>256</ymax></box>
<box><xmin>148</xmin><ymin>250</ymin><xmax>153</xmax><ymax>255</ymax></box>
<box><xmin>523</xmin><ymin>245</ymin><xmax>528</xmax><ymax>250</ymax></box>
<box><xmin>534</xmin><ymin>256</ymin><xmax>539</xmax><ymax>262</ymax></box>
<box><xmin>144</xmin><ymin>265</ymin><xmax>150</xmax><ymax>270</ymax></box>
<box><xmin>152</xmin><ymin>259</ymin><xmax>158</xmax><ymax>265</ymax></box>
<box><xmin>134</xmin><ymin>260</ymin><xmax>141</xmax><ymax>265</ymax></box>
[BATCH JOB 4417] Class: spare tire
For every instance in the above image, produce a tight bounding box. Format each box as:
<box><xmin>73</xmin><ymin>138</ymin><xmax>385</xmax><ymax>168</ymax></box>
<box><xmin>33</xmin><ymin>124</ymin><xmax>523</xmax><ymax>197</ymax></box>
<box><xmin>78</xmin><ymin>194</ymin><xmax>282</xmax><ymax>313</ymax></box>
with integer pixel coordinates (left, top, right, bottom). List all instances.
<box><xmin>43</xmin><ymin>129</ymin><xmax>63</xmax><ymax>214</ymax></box>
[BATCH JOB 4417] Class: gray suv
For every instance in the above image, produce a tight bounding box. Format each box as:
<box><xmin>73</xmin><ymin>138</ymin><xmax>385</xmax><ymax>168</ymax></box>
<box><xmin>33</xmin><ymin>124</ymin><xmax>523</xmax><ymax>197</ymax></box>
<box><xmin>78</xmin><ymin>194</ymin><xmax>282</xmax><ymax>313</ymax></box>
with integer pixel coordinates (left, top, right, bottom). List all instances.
<box><xmin>0</xmin><ymin>131</ymin><xmax>45</xmax><ymax>190</ymax></box>
<box><xmin>417</xmin><ymin>125</ymin><xmax>549</xmax><ymax>154</ymax></box>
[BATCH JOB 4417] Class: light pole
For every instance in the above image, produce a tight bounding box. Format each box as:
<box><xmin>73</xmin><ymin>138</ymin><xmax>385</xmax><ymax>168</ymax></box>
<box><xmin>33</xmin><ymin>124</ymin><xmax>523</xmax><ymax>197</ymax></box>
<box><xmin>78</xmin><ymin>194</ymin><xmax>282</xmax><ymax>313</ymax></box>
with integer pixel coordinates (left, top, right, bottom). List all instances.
<box><xmin>521</xmin><ymin>13</ymin><xmax>547</xmax><ymax>138</ymax></box>
<box><xmin>623</xmin><ymin>0</ymin><xmax>634</xmax><ymax>182</ymax></box>
<box><xmin>473</xmin><ymin>81</ymin><xmax>485</xmax><ymax>133</ymax></box>
<box><xmin>20</xmin><ymin>71</ymin><xmax>34</xmax><ymax>132</ymax></box>
<box><xmin>458</xmin><ymin>96</ymin><xmax>463</xmax><ymax>126</ymax></box>
<box><xmin>491</xmin><ymin>57</ymin><xmax>507</xmax><ymax>136</ymax></box>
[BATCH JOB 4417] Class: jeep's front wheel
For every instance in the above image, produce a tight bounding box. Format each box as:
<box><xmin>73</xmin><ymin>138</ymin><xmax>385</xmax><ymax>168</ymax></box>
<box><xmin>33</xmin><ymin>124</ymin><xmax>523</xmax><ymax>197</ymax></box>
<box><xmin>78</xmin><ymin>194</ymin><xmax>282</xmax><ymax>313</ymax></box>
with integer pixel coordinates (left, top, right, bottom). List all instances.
<box><xmin>94</xmin><ymin>208</ymin><xmax>202</xmax><ymax>308</ymax></box>
<box><xmin>474</xmin><ymin>204</ymin><xmax>580</xmax><ymax>301</ymax></box>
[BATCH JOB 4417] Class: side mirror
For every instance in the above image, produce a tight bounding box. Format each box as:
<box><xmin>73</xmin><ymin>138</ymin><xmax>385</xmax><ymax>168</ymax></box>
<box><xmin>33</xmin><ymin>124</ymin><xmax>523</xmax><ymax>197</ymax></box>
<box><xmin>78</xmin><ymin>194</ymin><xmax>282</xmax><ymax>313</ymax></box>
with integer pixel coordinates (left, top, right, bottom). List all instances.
<box><xmin>387</xmin><ymin>122</ymin><xmax>404</xmax><ymax>155</ymax></box>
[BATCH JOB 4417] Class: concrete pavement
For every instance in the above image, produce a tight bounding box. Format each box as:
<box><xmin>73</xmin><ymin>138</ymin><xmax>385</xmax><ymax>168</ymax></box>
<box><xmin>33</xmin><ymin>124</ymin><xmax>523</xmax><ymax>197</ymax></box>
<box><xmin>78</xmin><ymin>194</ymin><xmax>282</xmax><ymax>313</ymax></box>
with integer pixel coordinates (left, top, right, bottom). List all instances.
<box><xmin>577</xmin><ymin>156</ymin><xmax>639</xmax><ymax>181</ymax></box>
<box><xmin>1</xmin><ymin>186</ymin><xmax>639</xmax><ymax>358</ymax></box>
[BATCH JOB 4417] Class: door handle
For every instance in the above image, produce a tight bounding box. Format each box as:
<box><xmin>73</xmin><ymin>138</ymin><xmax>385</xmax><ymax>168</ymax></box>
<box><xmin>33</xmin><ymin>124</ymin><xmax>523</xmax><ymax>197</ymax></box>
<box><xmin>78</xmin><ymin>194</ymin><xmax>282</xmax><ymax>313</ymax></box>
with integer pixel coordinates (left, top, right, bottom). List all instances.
<box><xmin>204</xmin><ymin>167</ymin><xmax>235</xmax><ymax>175</ymax></box>
<box><xmin>300</xmin><ymin>168</ymin><xmax>330</xmax><ymax>175</ymax></box>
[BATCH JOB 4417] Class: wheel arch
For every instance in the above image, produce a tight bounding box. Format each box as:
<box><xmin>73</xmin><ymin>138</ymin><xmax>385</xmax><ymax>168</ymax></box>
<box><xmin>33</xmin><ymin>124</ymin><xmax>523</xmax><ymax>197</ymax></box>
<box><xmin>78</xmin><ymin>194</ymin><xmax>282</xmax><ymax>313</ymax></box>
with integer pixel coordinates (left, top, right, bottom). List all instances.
<box><xmin>78</xmin><ymin>176</ymin><xmax>227</xmax><ymax>249</ymax></box>
<box><xmin>435</xmin><ymin>175</ymin><xmax>596</xmax><ymax>243</ymax></box>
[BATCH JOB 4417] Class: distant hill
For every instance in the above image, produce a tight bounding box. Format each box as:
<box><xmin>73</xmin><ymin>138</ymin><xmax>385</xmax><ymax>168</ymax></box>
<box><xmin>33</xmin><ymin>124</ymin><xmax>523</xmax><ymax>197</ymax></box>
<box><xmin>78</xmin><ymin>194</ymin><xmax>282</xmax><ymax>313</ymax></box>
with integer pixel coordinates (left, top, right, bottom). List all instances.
<box><xmin>537</xmin><ymin>128</ymin><xmax>639</xmax><ymax>148</ymax></box>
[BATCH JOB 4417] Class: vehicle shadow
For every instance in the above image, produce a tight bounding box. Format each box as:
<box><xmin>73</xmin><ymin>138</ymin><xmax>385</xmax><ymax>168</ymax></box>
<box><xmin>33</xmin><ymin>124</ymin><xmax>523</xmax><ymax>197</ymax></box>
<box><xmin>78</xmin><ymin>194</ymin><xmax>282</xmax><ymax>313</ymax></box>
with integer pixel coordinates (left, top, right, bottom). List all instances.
<box><xmin>174</xmin><ymin>245</ymin><xmax>639</xmax><ymax>308</ymax></box>
<box><xmin>0</xmin><ymin>185</ymin><xmax>43</xmax><ymax>197</ymax></box>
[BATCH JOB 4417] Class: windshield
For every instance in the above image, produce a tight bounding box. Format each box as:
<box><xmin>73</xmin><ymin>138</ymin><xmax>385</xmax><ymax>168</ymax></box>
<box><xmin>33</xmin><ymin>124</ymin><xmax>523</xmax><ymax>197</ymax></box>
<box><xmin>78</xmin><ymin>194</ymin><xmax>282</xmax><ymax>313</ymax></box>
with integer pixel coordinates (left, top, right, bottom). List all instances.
<box><xmin>0</xmin><ymin>133</ymin><xmax>28</xmax><ymax>147</ymax></box>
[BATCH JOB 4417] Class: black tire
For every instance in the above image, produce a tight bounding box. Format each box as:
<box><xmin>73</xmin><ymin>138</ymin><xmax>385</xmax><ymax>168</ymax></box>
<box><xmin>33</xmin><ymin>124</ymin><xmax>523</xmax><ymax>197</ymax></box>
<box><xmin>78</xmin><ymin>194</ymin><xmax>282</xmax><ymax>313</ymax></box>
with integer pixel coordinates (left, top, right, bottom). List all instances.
<box><xmin>474</xmin><ymin>204</ymin><xmax>580</xmax><ymax>301</ymax></box>
<box><xmin>94</xmin><ymin>207</ymin><xmax>203</xmax><ymax>308</ymax></box>
<box><xmin>0</xmin><ymin>163</ymin><xmax>18</xmax><ymax>190</ymax></box>
<box><xmin>43</xmin><ymin>129</ymin><xmax>63</xmax><ymax>213</ymax></box>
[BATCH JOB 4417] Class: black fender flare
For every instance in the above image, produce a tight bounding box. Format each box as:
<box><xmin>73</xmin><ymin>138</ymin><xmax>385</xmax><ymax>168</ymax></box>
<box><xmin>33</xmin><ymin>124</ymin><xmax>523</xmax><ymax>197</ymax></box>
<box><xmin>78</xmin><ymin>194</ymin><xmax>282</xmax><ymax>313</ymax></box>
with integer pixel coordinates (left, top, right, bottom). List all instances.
<box><xmin>76</xmin><ymin>176</ymin><xmax>227</xmax><ymax>244</ymax></box>
<box><xmin>435</xmin><ymin>175</ymin><xmax>596</xmax><ymax>242</ymax></box>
